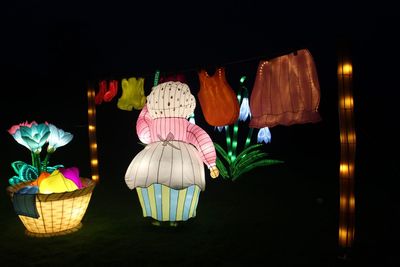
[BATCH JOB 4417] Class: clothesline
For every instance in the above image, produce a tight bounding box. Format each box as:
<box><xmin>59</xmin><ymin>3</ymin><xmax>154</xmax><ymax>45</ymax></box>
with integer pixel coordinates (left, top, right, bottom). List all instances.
<box><xmin>88</xmin><ymin>47</ymin><xmax>306</xmax><ymax>85</ymax></box>
<box><xmin>90</xmin><ymin>48</ymin><xmax>321</xmax><ymax>129</ymax></box>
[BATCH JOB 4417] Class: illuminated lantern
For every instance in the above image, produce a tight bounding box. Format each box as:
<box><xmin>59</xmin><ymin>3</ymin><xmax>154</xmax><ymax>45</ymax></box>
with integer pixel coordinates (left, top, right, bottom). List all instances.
<box><xmin>125</xmin><ymin>81</ymin><xmax>219</xmax><ymax>224</ymax></box>
<box><xmin>6</xmin><ymin>121</ymin><xmax>96</xmax><ymax>237</ymax></box>
<box><xmin>87</xmin><ymin>86</ymin><xmax>99</xmax><ymax>182</ymax></box>
<box><xmin>337</xmin><ymin>48</ymin><xmax>356</xmax><ymax>251</ymax></box>
<box><xmin>7</xmin><ymin>178</ymin><xmax>95</xmax><ymax>236</ymax></box>
<box><xmin>249</xmin><ymin>49</ymin><xmax>322</xmax><ymax>128</ymax></box>
<box><xmin>198</xmin><ymin>67</ymin><xmax>240</xmax><ymax>126</ymax></box>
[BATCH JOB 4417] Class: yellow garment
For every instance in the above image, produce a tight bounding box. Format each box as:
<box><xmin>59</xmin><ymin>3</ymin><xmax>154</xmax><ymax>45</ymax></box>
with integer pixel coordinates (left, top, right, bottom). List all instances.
<box><xmin>38</xmin><ymin>170</ymin><xmax>79</xmax><ymax>194</ymax></box>
<box><xmin>117</xmin><ymin>77</ymin><xmax>146</xmax><ymax>111</ymax></box>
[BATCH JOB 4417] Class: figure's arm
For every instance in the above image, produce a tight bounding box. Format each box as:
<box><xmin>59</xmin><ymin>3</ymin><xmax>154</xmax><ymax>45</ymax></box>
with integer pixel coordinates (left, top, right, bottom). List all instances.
<box><xmin>187</xmin><ymin>123</ymin><xmax>219</xmax><ymax>178</ymax></box>
<box><xmin>136</xmin><ymin>104</ymin><xmax>152</xmax><ymax>144</ymax></box>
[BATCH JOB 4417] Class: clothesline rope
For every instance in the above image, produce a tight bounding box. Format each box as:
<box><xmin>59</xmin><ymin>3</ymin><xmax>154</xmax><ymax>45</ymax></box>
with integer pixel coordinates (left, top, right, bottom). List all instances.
<box><xmin>90</xmin><ymin>47</ymin><xmax>305</xmax><ymax>84</ymax></box>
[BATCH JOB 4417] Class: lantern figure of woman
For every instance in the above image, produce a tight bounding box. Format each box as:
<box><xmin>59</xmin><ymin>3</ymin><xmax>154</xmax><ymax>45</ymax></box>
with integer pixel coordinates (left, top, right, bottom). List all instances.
<box><xmin>125</xmin><ymin>81</ymin><xmax>219</xmax><ymax>225</ymax></box>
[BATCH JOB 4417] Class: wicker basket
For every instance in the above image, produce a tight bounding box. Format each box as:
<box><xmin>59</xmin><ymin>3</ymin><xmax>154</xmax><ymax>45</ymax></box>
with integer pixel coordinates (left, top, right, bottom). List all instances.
<box><xmin>7</xmin><ymin>178</ymin><xmax>96</xmax><ymax>237</ymax></box>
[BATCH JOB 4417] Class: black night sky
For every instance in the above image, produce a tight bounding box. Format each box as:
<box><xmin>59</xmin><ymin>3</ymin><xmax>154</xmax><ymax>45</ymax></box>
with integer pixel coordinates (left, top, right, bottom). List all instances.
<box><xmin>1</xmin><ymin>2</ymin><xmax>399</xmax><ymax>266</ymax></box>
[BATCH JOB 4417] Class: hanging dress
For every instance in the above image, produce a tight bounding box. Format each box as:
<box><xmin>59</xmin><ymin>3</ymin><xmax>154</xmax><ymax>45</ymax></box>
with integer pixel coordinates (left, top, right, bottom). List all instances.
<box><xmin>198</xmin><ymin>67</ymin><xmax>239</xmax><ymax>126</ymax></box>
<box><xmin>249</xmin><ymin>49</ymin><xmax>322</xmax><ymax>128</ymax></box>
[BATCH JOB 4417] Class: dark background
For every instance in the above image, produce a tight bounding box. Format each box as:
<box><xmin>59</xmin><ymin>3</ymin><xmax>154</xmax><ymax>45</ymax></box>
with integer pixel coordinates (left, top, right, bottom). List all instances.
<box><xmin>1</xmin><ymin>1</ymin><xmax>399</xmax><ymax>266</ymax></box>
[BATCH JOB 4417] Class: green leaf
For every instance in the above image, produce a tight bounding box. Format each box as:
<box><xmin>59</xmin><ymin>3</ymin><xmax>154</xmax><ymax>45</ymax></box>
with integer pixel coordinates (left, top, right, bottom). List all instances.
<box><xmin>11</xmin><ymin>161</ymin><xmax>28</xmax><ymax>175</ymax></box>
<box><xmin>232</xmin><ymin>159</ymin><xmax>283</xmax><ymax>180</ymax></box>
<box><xmin>9</xmin><ymin>176</ymin><xmax>23</xmax><ymax>186</ymax></box>
<box><xmin>232</xmin><ymin>149</ymin><xmax>268</xmax><ymax>169</ymax></box>
<box><xmin>216</xmin><ymin>157</ymin><xmax>230</xmax><ymax>179</ymax></box>
<box><xmin>214</xmin><ymin>142</ymin><xmax>231</xmax><ymax>164</ymax></box>
<box><xmin>19</xmin><ymin>164</ymin><xmax>39</xmax><ymax>182</ymax></box>
<box><xmin>235</xmin><ymin>151</ymin><xmax>269</xmax><ymax>171</ymax></box>
<box><xmin>46</xmin><ymin>164</ymin><xmax>64</xmax><ymax>173</ymax></box>
<box><xmin>235</xmin><ymin>144</ymin><xmax>265</xmax><ymax>162</ymax></box>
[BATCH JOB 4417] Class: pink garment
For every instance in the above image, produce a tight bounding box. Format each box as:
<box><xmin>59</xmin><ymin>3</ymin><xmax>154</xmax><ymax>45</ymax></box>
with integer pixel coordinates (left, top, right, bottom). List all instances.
<box><xmin>59</xmin><ymin>167</ymin><xmax>83</xmax><ymax>189</ymax></box>
<box><xmin>137</xmin><ymin>105</ymin><xmax>216</xmax><ymax>168</ymax></box>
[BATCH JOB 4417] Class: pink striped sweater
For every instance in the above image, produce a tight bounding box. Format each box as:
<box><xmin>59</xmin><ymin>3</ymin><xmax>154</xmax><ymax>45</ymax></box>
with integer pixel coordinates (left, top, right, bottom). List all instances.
<box><xmin>136</xmin><ymin>105</ymin><xmax>216</xmax><ymax>168</ymax></box>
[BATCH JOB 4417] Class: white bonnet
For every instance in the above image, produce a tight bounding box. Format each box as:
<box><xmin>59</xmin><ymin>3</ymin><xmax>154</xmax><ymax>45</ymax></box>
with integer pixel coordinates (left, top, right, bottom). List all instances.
<box><xmin>146</xmin><ymin>81</ymin><xmax>196</xmax><ymax>119</ymax></box>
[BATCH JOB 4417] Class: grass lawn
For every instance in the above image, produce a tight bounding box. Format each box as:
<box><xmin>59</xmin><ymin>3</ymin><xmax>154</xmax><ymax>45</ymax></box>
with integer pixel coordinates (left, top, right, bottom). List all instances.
<box><xmin>1</xmin><ymin>150</ymin><xmax>345</xmax><ymax>266</ymax></box>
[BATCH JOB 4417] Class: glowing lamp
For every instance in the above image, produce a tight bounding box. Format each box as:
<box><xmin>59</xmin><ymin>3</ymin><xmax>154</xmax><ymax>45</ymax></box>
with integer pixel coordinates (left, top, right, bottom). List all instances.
<box><xmin>6</xmin><ymin>120</ymin><xmax>96</xmax><ymax>236</ymax></box>
<box><xmin>7</xmin><ymin>178</ymin><xmax>95</xmax><ymax>236</ymax></box>
<box><xmin>340</xmin><ymin>96</ymin><xmax>354</xmax><ymax>109</ymax></box>
<box><xmin>87</xmin><ymin>86</ymin><xmax>100</xmax><ymax>182</ymax></box>
<box><xmin>338</xmin><ymin>50</ymin><xmax>356</xmax><ymax>250</ymax></box>
<box><xmin>340</xmin><ymin>129</ymin><xmax>356</xmax><ymax>144</ymax></box>
<box><xmin>125</xmin><ymin>82</ymin><xmax>219</xmax><ymax>223</ymax></box>
<box><xmin>338</xmin><ymin>63</ymin><xmax>352</xmax><ymax>76</ymax></box>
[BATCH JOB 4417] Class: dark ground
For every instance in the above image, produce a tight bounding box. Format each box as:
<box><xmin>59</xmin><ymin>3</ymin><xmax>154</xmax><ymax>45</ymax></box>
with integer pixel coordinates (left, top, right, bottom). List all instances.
<box><xmin>1</xmin><ymin>2</ymin><xmax>399</xmax><ymax>266</ymax></box>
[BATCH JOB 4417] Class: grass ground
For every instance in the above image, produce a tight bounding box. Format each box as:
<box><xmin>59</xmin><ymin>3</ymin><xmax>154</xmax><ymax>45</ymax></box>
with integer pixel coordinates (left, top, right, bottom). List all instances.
<box><xmin>1</xmin><ymin>151</ymin><xmax>345</xmax><ymax>266</ymax></box>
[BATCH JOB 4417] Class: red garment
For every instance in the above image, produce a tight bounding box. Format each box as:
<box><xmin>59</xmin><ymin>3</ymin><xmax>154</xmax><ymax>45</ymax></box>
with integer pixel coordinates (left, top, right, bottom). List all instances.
<box><xmin>103</xmin><ymin>80</ymin><xmax>119</xmax><ymax>102</ymax></box>
<box><xmin>249</xmin><ymin>49</ymin><xmax>321</xmax><ymax>128</ymax></box>
<box><xmin>95</xmin><ymin>80</ymin><xmax>107</xmax><ymax>105</ymax></box>
<box><xmin>159</xmin><ymin>73</ymin><xmax>186</xmax><ymax>84</ymax></box>
<box><xmin>197</xmin><ymin>67</ymin><xmax>239</xmax><ymax>126</ymax></box>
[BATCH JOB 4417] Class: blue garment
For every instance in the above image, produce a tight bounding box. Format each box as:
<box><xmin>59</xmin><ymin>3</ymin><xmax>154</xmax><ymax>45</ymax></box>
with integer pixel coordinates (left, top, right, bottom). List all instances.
<box><xmin>12</xmin><ymin>186</ymin><xmax>39</xmax><ymax>218</ymax></box>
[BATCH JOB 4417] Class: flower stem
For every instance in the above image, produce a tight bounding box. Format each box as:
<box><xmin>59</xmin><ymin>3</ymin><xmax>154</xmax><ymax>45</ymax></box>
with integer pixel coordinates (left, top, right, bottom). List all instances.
<box><xmin>231</xmin><ymin>80</ymin><xmax>244</xmax><ymax>162</ymax></box>
<box><xmin>244</xmin><ymin>128</ymin><xmax>254</xmax><ymax>149</ymax></box>
<box><xmin>33</xmin><ymin>152</ymin><xmax>41</xmax><ymax>174</ymax></box>
<box><xmin>31</xmin><ymin>152</ymin><xmax>35</xmax><ymax>167</ymax></box>
<box><xmin>225</xmin><ymin>125</ymin><xmax>232</xmax><ymax>163</ymax></box>
<box><xmin>42</xmin><ymin>152</ymin><xmax>52</xmax><ymax>173</ymax></box>
<box><xmin>231</xmin><ymin>121</ymin><xmax>239</xmax><ymax>162</ymax></box>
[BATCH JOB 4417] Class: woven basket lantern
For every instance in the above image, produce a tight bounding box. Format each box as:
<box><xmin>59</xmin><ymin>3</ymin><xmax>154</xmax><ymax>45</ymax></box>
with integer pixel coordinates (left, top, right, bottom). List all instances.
<box><xmin>7</xmin><ymin>178</ymin><xmax>95</xmax><ymax>237</ymax></box>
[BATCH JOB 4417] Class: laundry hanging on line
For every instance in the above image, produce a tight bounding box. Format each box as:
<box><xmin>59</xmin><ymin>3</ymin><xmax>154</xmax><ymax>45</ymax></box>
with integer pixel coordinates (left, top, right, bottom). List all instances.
<box><xmin>249</xmin><ymin>49</ymin><xmax>322</xmax><ymax>128</ymax></box>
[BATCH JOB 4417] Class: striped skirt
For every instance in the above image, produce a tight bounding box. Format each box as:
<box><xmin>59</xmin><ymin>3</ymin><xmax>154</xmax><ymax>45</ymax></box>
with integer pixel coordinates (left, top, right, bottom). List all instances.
<box><xmin>136</xmin><ymin>184</ymin><xmax>201</xmax><ymax>221</ymax></box>
<box><xmin>125</xmin><ymin>141</ymin><xmax>205</xmax><ymax>190</ymax></box>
